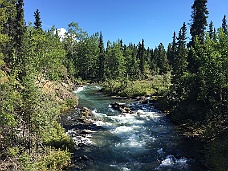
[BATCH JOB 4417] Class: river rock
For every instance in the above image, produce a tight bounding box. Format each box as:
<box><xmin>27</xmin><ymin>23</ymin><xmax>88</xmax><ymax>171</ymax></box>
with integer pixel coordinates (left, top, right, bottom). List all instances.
<box><xmin>80</xmin><ymin>130</ymin><xmax>96</xmax><ymax>134</ymax></box>
<box><xmin>78</xmin><ymin>143</ymin><xmax>86</xmax><ymax>147</ymax></box>
<box><xmin>110</xmin><ymin>102</ymin><xmax>132</xmax><ymax>114</ymax></box>
<box><xmin>81</xmin><ymin>107</ymin><xmax>92</xmax><ymax>118</ymax></box>
<box><xmin>78</xmin><ymin>155</ymin><xmax>89</xmax><ymax>161</ymax></box>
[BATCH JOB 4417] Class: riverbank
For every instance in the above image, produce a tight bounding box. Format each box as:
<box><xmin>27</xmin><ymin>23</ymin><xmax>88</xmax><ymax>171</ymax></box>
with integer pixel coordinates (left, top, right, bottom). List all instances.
<box><xmin>0</xmin><ymin>74</ymin><xmax>79</xmax><ymax>170</ymax></box>
<box><xmin>62</xmin><ymin>82</ymin><xmax>228</xmax><ymax>170</ymax></box>
<box><xmin>99</xmin><ymin>80</ymin><xmax>214</xmax><ymax>170</ymax></box>
<box><xmin>62</xmin><ymin>85</ymin><xmax>209</xmax><ymax>171</ymax></box>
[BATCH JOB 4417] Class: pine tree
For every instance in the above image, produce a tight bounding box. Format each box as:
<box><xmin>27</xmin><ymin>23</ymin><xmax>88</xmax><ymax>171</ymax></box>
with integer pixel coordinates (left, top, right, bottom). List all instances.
<box><xmin>34</xmin><ymin>9</ymin><xmax>42</xmax><ymax>30</ymax></box>
<box><xmin>222</xmin><ymin>15</ymin><xmax>227</xmax><ymax>34</ymax></box>
<box><xmin>190</xmin><ymin>0</ymin><xmax>209</xmax><ymax>45</ymax></box>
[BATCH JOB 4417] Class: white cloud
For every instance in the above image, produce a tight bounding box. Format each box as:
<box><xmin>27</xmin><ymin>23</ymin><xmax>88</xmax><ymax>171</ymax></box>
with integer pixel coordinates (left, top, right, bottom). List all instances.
<box><xmin>57</xmin><ymin>28</ymin><xmax>67</xmax><ymax>41</ymax></box>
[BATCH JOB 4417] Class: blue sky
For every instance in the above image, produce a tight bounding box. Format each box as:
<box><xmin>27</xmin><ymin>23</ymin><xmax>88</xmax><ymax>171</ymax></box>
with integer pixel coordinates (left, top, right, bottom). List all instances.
<box><xmin>24</xmin><ymin>0</ymin><xmax>228</xmax><ymax>48</ymax></box>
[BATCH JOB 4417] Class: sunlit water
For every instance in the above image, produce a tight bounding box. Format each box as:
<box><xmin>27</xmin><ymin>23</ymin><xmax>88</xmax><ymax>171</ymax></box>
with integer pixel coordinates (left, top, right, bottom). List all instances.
<box><xmin>71</xmin><ymin>85</ymin><xmax>207</xmax><ymax>171</ymax></box>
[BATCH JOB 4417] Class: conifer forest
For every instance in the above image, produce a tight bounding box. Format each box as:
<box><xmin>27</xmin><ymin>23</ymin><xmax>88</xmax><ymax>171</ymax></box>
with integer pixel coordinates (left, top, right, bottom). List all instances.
<box><xmin>0</xmin><ymin>0</ymin><xmax>227</xmax><ymax>170</ymax></box>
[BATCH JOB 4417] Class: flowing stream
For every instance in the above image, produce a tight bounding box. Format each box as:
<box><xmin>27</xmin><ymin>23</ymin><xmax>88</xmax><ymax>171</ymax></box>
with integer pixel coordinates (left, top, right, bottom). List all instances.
<box><xmin>69</xmin><ymin>85</ymin><xmax>207</xmax><ymax>171</ymax></box>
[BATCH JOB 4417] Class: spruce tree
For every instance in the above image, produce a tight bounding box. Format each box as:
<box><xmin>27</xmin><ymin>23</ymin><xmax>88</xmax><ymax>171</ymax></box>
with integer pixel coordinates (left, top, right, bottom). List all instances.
<box><xmin>213</xmin><ymin>27</ymin><xmax>217</xmax><ymax>41</ymax></box>
<box><xmin>190</xmin><ymin>0</ymin><xmax>209</xmax><ymax>45</ymax></box>
<box><xmin>208</xmin><ymin>21</ymin><xmax>214</xmax><ymax>39</ymax></box>
<box><xmin>129</xmin><ymin>49</ymin><xmax>140</xmax><ymax>79</ymax></box>
<box><xmin>98</xmin><ymin>31</ymin><xmax>105</xmax><ymax>80</ymax></box>
<box><xmin>34</xmin><ymin>9</ymin><xmax>42</xmax><ymax>30</ymax></box>
<box><xmin>157</xmin><ymin>43</ymin><xmax>169</xmax><ymax>74</ymax></box>
<box><xmin>15</xmin><ymin>0</ymin><xmax>26</xmax><ymax>68</ymax></box>
<box><xmin>173</xmin><ymin>23</ymin><xmax>188</xmax><ymax>79</ymax></box>
<box><xmin>0</xmin><ymin>0</ymin><xmax>9</xmax><ymax>65</ymax></box>
<box><xmin>166</xmin><ymin>43</ymin><xmax>172</xmax><ymax>66</ymax></box>
<box><xmin>222</xmin><ymin>15</ymin><xmax>227</xmax><ymax>34</ymax></box>
<box><xmin>170</xmin><ymin>32</ymin><xmax>177</xmax><ymax>68</ymax></box>
<box><xmin>138</xmin><ymin>39</ymin><xmax>145</xmax><ymax>76</ymax></box>
<box><xmin>2</xmin><ymin>0</ymin><xmax>17</xmax><ymax>66</ymax></box>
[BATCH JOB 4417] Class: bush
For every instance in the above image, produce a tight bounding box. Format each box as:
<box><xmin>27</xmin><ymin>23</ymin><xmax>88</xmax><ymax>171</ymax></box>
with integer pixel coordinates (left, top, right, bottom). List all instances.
<box><xmin>101</xmin><ymin>74</ymin><xmax>171</xmax><ymax>98</ymax></box>
<box><xmin>19</xmin><ymin>148</ymin><xmax>71</xmax><ymax>171</ymax></box>
<box><xmin>35</xmin><ymin>148</ymin><xmax>71</xmax><ymax>171</ymax></box>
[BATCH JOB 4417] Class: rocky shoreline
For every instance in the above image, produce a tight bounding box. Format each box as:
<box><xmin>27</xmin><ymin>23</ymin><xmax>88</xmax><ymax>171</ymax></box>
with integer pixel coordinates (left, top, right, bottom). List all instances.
<box><xmin>59</xmin><ymin>92</ymin><xmax>162</xmax><ymax>170</ymax></box>
<box><xmin>60</xmin><ymin>107</ymin><xmax>104</xmax><ymax>170</ymax></box>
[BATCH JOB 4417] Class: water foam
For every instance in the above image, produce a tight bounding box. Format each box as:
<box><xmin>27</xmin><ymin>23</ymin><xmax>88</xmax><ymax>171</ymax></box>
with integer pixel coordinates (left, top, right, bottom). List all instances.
<box><xmin>156</xmin><ymin>155</ymin><xmax>188</xmax><ymax>170</ymax></box>
<box><xmin>74</xmin><ymin>86</ymin><xmax>85</xmax><ymax>93</ymax></box>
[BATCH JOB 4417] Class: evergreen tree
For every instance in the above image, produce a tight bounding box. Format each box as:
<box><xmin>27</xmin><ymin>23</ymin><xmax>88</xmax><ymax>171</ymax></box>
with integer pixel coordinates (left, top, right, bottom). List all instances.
<box><xmin>75</xmin><ymin>34</ymin><xmax>99</xmax><ymax>80</ymax></box>
<box><xmin>166</xmin><ymin>43</ymin><xmax>172</xmax><ymax>66</ymax></box>
<box><xmin>212</xmin><ymin>27</ymin><xmax>217</xmax><ymax>41</ymax></box>
<box><xmin>0</xmin><ymin>0</ymin><xmax>9</xmax><ymax>66</ymax></box>
<box><xmin>177</xmin><ymin>23</ymin><xmax>187</xmax><ymax>71</ymax></box>
<box><xmin>222</xmin><ymin>15</ymin><xmax>227</xmax><ymax>34</ymax></box>
<box><xmin>106</xmin><ymin>42</ymin><xmax>125</xmax><ymax>79</ymax></box>
<box><xmin>151</xmin><ymin>47</ymin><xmax>159</xmax><ymax>74</ymax></box>
<box><xmin>2</xmin><ymin>0</ymin><xmax>17</xmax><ymax>66</ymax></box>
<box><xmin>190</xmin><ymin>0</ymin><xmax>209</xmax><ymax>45</ymax></box>
<box><xmin>188</xmin><ymin>0</ymin><xmax>208</xmax><ymax>73</ymax></box>
<box><xmin>137</xmin><ymin>39</ymin><xmax>145</xmax><ymax>77</ymax></box>
<box><xmin>14</xmin><ymin>0</ymin><xmax>26</xmax><ymax>69</ymax></box>
<box><xmin>208</xmin><ymin>21</ymin><xmax>214</xmax><ymax>39</ymax></box>
<box><xmin>33</xmin><ymin>9</ymin><xmax>42</xmax><ymax>30</ymax></box>
<box><xmin>157</xmin><ymin>43</ymin><xmax>169</xmax><ymax>74</ymax></box>
<box><xmin>15</xmin><ymin>0</ymin><xmax>25</xmax><ymax>50</ymax></box>
<box><xmin>173</xmin><ymin>23</ymin><xmax>188</xmax><ymax>81</ymax></box>
<box><xmin>129</xmin><ymin>49</ymin><xmax>140</xmax><ymax>79</ymax></box>
<box><xmin>170</xmin><ymin>32</ymin><xmax>177</xmax><ymax>68</ymax></box>
<box><xmin>98</xmin><ymin>32</ymin><xmax>105</xmax><ymax>80</ymax></box>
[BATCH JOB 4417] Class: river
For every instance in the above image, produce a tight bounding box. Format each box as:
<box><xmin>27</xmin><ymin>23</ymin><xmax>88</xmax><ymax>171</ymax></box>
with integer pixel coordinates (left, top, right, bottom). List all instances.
<box><xmin>68</xmin><ymin>85</ymin><xmax>208</xmax><ymax>171</ymax></box>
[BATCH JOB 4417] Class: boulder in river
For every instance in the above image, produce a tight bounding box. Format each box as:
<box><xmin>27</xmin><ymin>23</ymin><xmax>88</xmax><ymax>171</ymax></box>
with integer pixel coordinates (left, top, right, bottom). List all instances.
<box><xmin>110</xmin><ymin>102</ymin><xmax>132</xmax><ymax>114</ymax></box>
<box><xmin>81</xmin><ymin>107</ymin><xmax>92</xmax><ymax>118</ymax></box>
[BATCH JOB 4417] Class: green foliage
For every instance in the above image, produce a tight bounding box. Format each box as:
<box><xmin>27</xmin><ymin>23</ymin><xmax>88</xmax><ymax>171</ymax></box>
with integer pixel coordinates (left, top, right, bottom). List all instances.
<box><xmin>18</xmin><ymin>148</ymin><xmax>71</xmax><ymax>171</ymax></box>
<box><xmin>105</xmin><ymin>41</ymin><xmax>126</xmax><ymax>79</ymax></box>
<box><xmin>167</xmin><ymin>28</ymin><xmax>228</xmax><ymax>128</ymax></box>
<box><xmin>0</xmin><ymin>81</ymin><xmax>20</xmax><ymax>127</ymax></box>
<box><xmin>66</xmin><ymin>97</ymin><xmax>77</xmax><ymax>108</ymax></box>
<box><xmin>1</xmin><ymin>0</ymin><xmax>227</xmax><ymax>170</ymax></box>
<box><xmin>102</xmin><ymin>74</ymin><xmax>171</xmax><ymax>98</ymax></box>
<box><xmin>7</xmin><ymin>147</ymin><xmax>19</xmax><ymax>157</ymax></box>
<box><xmin>36</xmin><ymin>148</ymin><xmax>71</xmax><ymax>171</ymax></box>
<box><xmin>0</xmin><ymin>2</ymin><xmax>76</xmax><ymax>170</ymax></box>
<box><xmin>24</xmin><ymin>25</ymin><xmax>66</xmax><ymax>79</ymax></box>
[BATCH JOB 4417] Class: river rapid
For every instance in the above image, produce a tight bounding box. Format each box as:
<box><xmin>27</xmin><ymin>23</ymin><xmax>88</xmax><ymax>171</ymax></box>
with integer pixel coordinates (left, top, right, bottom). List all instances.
<box><xmin>67</xmin><ymin>85</ymin><xmax>208</xmax><ymax>171</ymax></box>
